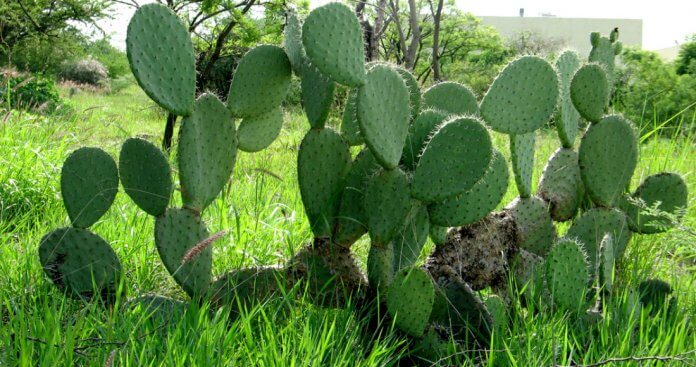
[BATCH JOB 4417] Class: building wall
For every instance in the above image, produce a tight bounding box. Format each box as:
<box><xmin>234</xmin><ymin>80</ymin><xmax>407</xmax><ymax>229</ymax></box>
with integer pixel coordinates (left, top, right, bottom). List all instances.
<box><xmin>478</xmin><ymin>16</ymin><xmax>642</xmax><ymax>57</ymax></box>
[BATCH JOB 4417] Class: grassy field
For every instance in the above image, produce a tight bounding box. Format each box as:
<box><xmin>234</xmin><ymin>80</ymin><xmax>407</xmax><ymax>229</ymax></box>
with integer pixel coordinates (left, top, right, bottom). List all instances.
<box><xmin>1</xmin><ymin>85</ymin><xmax>694</xmax><ymax>366</ymax></box>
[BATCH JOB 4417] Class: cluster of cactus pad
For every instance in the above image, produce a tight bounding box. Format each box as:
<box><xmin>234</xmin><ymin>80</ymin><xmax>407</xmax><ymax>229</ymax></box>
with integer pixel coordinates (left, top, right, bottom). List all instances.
<box><xmin>39</xmin><ymin>3</ymin><xmax>688</xmax><ymax>363</ymax></box>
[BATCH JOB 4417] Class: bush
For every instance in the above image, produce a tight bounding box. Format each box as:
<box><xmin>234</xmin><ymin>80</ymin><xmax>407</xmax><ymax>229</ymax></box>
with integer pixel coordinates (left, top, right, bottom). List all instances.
<box><xmin>59</xmin><ymin>57</ymin><xmax>109</xmax><ymax>86</ymax></box>
<box><xmin>613</xmin><ymin>47</ymin><xmax>696</xmax><ymax>136</ymax></box>
<box><xmin>0</xmin><ymin>71</ymin><xmax>61</xmax><ymax>112</ymax></box>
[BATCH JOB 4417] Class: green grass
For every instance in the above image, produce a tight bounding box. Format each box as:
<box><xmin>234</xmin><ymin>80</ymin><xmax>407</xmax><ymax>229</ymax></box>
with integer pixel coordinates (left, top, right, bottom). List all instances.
<box><xmin>1</xmin><ymin>85</ymin><xmax>694</xmax><ymax>366</ymax></box>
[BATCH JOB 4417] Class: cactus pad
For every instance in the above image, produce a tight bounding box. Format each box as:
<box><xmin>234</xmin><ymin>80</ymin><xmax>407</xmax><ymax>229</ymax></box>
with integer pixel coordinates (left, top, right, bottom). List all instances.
<box><xmin>411</xmin><ymin>117</ymin><xmax>492</xmax><ymax>202</ymax></box>
<box><xmin>340</xmin><ymin>90</ymin><xmax>363</xmax><ymax>146</ymax></box>
<box><xmin>284</xmin><ymin>12</ymin><xmax>305</xmax><ymax>75</ymax></box>
<box><xmin>395</xmin><ymin>67</ymin><xmax>421</xmax><ymax>120</ymax></box>
<box><xmin>570</xmin><ymin>63</ymin><xmax>609</xmax><ymax>123</ymax></box>
<box><xmin>401</xmin><ymin>109</ymin><xmax>448</xmax><ymax>170</ymax></box>
<box><xmin>237</xmin><ymin>106</ymin><xmax>283</xmax><ymax>153</ymax></box>
<box><xmin>579</xmin><ymin>115</ymin><xmax>637</xmax><ymax>207</ymax></box>
<box><xmin>510</xmin><ymin>132</ymin><xmax>536</xmax><ymax>198</ymax></box>
<box><xmin>392</xmin><ymin>203</ymin><xmax>430</xmax><ymax>270</ymax></box>
<box><xmin>365</xmin><ymin>168</ymin><xmax>414</xmax><ymax>246</ymax></box>
<box><xmin>179</xmin><ymin>94</ymin><xmax>237</xmax><ymax>212</ymax></box>
<box><xmin>484</xmin><ymin>295</ymin><xmax>507</xmax><ymax>330</ymax></box>
<box><xmin>618</xmin><ymin>172</ymin><xmax>688</xmax><ymax>234</ymax></box>
<box><xmin>367</xmin><ymin>244</ymin><xmax>395</xmax><ymax>296</ymax></box>
<box><xmin>39</xmin><ymin>228</ymin><xmax>121</xmax><ymax>300</ymax></box>
<box><xmin>119</xmin><ymin>138</ymin><xmax>172</xmax><ymax>216</ymax></box>
<box><xmin>589</xmin><ymin>36</ymin><xmax>616</xmax><ymax>86</ymax></box>
<box><xmin>298</xmin><ymin>128</ymin><xmax>351</xmax><ymax>238</ymax></box>
<box><xmin>545</xmin><ymin>239</ymin><xmax>589</xmax><ymax>311</ymax></box>
<box><xmin>227</xmin><ymin>45</ymin><xmax>292</xmax><ymax>117</ymax></box>
<box><xmin>598</xmin><ymin>234</ymin><xmax>614</xmax><ymax>293</ymax></box>
<box><xmin>155</xmin><ymin>208</ymin><xmax>212</xmax><ymax>297</ymax></box>
<box><xmin>506</xmin><ymin>197</ymin><xmax>557</xmax><ymax>257</ymax></box>
<box><xmin>565</xmin><ymin>208</ymin><xmax>630</xmax><ymax>271</ymax></box>
<box><xmin>429</xmin><ymin>225</ymin><xmax>449</xmax><ymax>246</ymax></box>
<box><xmin>61</xmin><ymin>147</ymin><xmax>119</xmax><ymax>228</ymax></box>
<box><xmin>302</xmin><ymin>2</ymin><xmax>366</xmax><ymax>86</ymax></box>
<box><xmin>429</xmin><ymin>149</ymin><xmax>508</xmax><ymax>227</ymax></box>
<box><xmin>480</xmin><ymin>56</ymin><xmax>559</xmax><ymax>134</ymax></box>
<box><xmin>430</xmin><ymin>277</ymin><xmax>492</xmax><ymax>345</ymax></box>
<box><xmin>387</xmin><ymin>267</ymin><xmax>435</xmax><ymax>337</ymax></box>
<box><xmin>537</xmin><ymin>148</ymin><xmax>583</xmax><ymax>221</ymax></box>
<box><xmin>210</xmin><ymin>267</ymin><xmax>285</xmax><ymax>314</ymax></box>
<box><xmin>555</xmin><ymin>50</ymin><xmax>581</xmax><ymax>147</ymax></box>
<box><xmin>126</xmin><ymin>3</ymin><xmax>195</xmax><ymax>116</ymax></box>
<box><xmin>422</xmin><ymin>82</ymin><xmax>479</xmax><ymax>116</ymax></box>
<box><xmin>333</xmin><ymin>149</ymin><xmax>379</xmax><ymax>247</ymax></box>
<box><xmin>301</xmin><ymin>62</ymin><xmax>335</xmax><ymax>129</ymax></box>
<box><xmin>357</xmin><ymin>64</ymin><xmax>411</xmax><ymax>169</ymax></box>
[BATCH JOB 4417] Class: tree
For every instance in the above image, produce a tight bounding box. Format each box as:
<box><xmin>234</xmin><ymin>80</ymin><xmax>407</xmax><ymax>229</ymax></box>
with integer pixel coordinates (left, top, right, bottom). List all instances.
<box><xmin>507</xmin><ymin>30</ymin><xmax>565</xmax><ymax>57</ymax></box>
<box><xmin>675</xmin><ymin>34</ymin><xmax>696</xmax><ymax>75</ymax></box>
<box><xmin>0</xmin><ymin>0</ymin><xmax>109</xmax><ymax>69</ymax></box>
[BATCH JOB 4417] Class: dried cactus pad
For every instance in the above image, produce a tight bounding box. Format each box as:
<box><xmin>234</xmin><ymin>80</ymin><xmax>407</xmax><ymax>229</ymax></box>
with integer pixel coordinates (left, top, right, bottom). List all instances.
<box><xmin>119</xmin><ymin>138</ymin><xmax>172</xmax><ymax>216</ymax></box>
<box><xmin>537</xmin><ymin>148</ymin><xmax>583</xmax><ymax>222</ymax></box>
<box><xmin>302</xmin><ymin>2</ymin><xmax>366</xmax><ymax>86</ymax></box>
<box><xmin>357</xmin><ymin>64</ymin><xmax>411</xmax><ymax>169</ymax></box>
<box><xmin>422</xmin><ymin>82</ymin><xmax>479</xmax><ymax>116</ymax></box>
<box><xmin>401</xmin><ymin>109</ymin><xmax>448</xmax><ymax>170</ymax></box>
<box><xmin>365</xmin><ymin>168</ymin><xmax>414</xmax><ymax>247</ymax></box>
<box><xmin>387</xmin><ymin>267</ymin><xmax>435</xmax><ymax>337</ymax></box>
<box><xmin>412</xmin><ymin>117</ymin><xmax>492</xmax><ymax>202</ymax></box>
<box><xmin>507</xmin><ymin>196</ymin><xmax>557</xmax><ymax>257</ymax></box>
<box><xmin>392</xmin><ymin>203</ymin><xmax>430</xmax><ymax>270</ymax></box>
<box><xmin>155</xmin><ymin>208</ymin><xmax>212</xmax><ymax>297</ymax></box>
<box><xmin>555</xmin><ymin>50</ymin><xmax>581</xmax><ymax>148</ymax></box>
<box><xmin>298</xmin><ymin>128</ymin><xmax>351</xmax><ymax>238</ymax></box>
<box><xmin>579</xmin><ymin>114</ymin><xmax>637</xmax><ymax>207</ymax></box>
<box><xmin>340</xmin><ymin>90</ymin><xmax>363</xmax><ymax>146</ymax></box>
<box><xmin>284</xmin><ymin>12</ymin><xmax>305</xmax><ymax>75</ymax></box>
<box><xmin>39</xmin><ymin>228</ymin><xmax>121</xmax><ymax>299</ymax></box>
<box><xmin>237</xmin><ymin>106</ymin><xmax>283</xmax><ymax>153</ymax></box>
<box><xmin>545</xmin><ymin>238</ymin><xmax>589</xmax><ymax>311</ymax></box>
<box><xmin>126</xmin><ymin>3</ymin><xmax>195</xmax><ymax>116</ymax></box>
<box><xmin>334</xmin><ymin>149</ymin><xmax>379</xmax><ymax>247</ymax></box>
<box><xmin>565</xmin><ymin>208</ymin><xmax>630</xmax><ymax>272</ymax></box>
<box><xmin>570</xmin><ymin>63</ymin><xmax>609</xmax><ymax>123</ymax></box>
<box><xmin>179</xmin><ymin>94</ymin><xmax>237</xmax><ymax>212</ymax></box>
<box><xmin>301</xmin><ymin>61</ymin><xmax>335</xmax><ymax>129</ymax></box>
<box><xmin>429</xmin><ymin>149</ymin><xmax>508</xmax><ymax>227</ymax></box>
<box><xmin>227</xmin><ymin>45</ymin><xmax>292</xmax><ymax>118</ymax></box>
<box><xmin>395</xmin><ymin>67</ymin><xmax>421</xmax><ymax>120</ymax></box>
<box><xmin>510</xmin><ymin>132</ymin><xmax>536</xmax><ymax>198</ymax></box>
<box><xmin>480</xmin><ymin>56</ymin><xmax>559</xmax><ymax>134</ymax></box>
<box><xmin>618</xmin><ymin>172</ymin><xmax>688</xmax><ymax>234</ymax></box>
<box><xmin>61</xmin><ymin>147</ymin><xmax>119</xmax><ymax>228</ymax></box>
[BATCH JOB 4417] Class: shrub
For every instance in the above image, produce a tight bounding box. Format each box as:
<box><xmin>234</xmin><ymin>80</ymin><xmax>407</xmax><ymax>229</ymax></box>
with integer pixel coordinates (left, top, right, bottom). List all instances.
<box><xmin>59</xmin><ymin>57</ymin><xmax>109</xmax><ymax>86</ymax></box>
<box><xmin>0</xmin><ymin>71</ymin><xmax>61</xmax><ymax>112</ymax></box>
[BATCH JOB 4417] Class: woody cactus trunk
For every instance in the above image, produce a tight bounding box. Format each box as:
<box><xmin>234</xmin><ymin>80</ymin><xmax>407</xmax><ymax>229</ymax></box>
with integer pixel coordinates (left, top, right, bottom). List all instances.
<box><xmin>38</xmin><ymin>3</ymin><xmax>688</xmax><ymax>363</ymax></box>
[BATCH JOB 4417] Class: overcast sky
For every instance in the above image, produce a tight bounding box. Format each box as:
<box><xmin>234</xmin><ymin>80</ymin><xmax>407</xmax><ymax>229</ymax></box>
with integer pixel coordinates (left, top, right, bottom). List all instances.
<box><xmin>102</xmin><ymin>0</ymin><xmax>694</xmax><ymax>51</ymax></box>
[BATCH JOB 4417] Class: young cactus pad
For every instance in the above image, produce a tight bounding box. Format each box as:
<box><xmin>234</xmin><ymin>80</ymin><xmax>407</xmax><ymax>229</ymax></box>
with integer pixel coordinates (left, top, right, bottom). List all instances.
<box><xmin>422</xmin><ymin>81</ymin><xmax>479</xmax><ymax>116</ymax></box>
<box><xmin>480</xmin><ymin>55</ymin><xmax>559</xmax><ymax>134</ymax></box>
<box><xmin>126</xmin><ymin>3</ymin><xmax>195</xmax><ymax>116</ymax></box>
<box><xmin>179</xmin><ymin>94</ymin><xmax>238</xmax><ymax>212</ymax></box>
<box><xmin>411</xmin><ymin>117</ymin><xmax>492</xmax><ymax>202</ymax></box>
<box><xmin>61</xmin><ymin>147</ymin><xmax>119</xmax><ymax>229</ymax></box>
<box><xmin>301</xmin><ymin>2</ymin><xmax>366</xmax><ymax>86</ymax></box>
<box><xmin>227</xmin><ymin>45</ymin><xmax>292</xmax><ymax>118</ymax></box>
<box><xmin>357</xmin><ymin>64</ymin><xmax>411</xmax><ymax>169</ymax></box>
<box><xmin>118</xmin><ymin>138</ymin><xmax>172</xmax><ymax>217</ymax></box>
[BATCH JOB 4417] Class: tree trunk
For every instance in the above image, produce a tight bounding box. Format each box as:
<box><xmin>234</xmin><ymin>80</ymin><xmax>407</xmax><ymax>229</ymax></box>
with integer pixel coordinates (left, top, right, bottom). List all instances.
<box><xmin>404</xmin><ymin>0</ymin><xmax>421</xmax><ymax>70</ymax></box>
<box><xmin>162</xmin><ymin>113</ymin><xmax>177</xmax><ymax>153</ymax></box>
<box><xmin>431</xmin><ymin>0</ymin><xmax>444</xmax><ymax>81</ymax></box>
<box><xmin>370</xmin><ymin>0</ymin><xmax>388</xmax><ymax>61</ymax></box>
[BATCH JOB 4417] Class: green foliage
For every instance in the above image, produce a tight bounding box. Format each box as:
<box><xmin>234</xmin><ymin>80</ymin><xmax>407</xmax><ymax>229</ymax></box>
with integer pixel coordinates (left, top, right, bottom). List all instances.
<box><xmin>675</xmin><ymin>35</ymin><xmax>696</xmax><ymax>75</ymax></box>
<box><xmin>1</xmin><ymin>72</ymin><xmax>61</xmax><ymax>112</ymax></box>
<box><xmin>614</xmin><ymin>47</ymin><xmax>696</xmax><ymax>136</ymax></box>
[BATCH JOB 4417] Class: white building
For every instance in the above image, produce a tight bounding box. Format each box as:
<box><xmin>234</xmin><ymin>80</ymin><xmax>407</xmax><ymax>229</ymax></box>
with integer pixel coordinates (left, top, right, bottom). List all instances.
<box><xmin>479</xmin><ymin>12</ymin><xmax>642</xmax><ymax>57</ymax></box>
